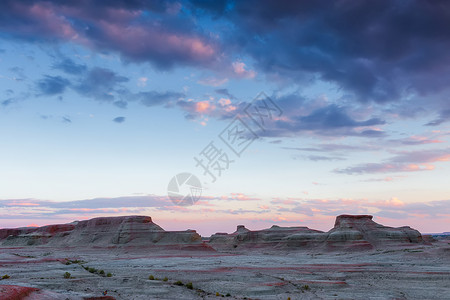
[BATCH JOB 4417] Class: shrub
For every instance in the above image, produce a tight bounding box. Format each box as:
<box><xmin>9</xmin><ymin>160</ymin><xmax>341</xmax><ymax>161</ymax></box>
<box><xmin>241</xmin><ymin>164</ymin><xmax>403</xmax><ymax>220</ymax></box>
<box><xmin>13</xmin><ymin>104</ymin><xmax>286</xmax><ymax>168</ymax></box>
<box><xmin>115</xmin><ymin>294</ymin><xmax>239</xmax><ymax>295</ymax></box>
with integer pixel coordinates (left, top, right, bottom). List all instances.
<box><xmin>148</xmin><ymin>275</ymin><xmax>155</xmax><ymax>280</ymax></box>
<box><xmin>163</xmin><ymin>277</ymin><xmax>168</xmax><ymax>282</ymax></box>
<box><xmin>301</xmin><ymin>284</ymin><xmax>310</xmax><ymax>291</ymax></box>
<box><xmin>64</xmin><ymin>272</ymin><xmax>71</xmax><ymax>279</ymax></box>
<box><xmin>226</xmin><ymin>294</ymin><xmax>231</xmax><ymax>297</ymax></box>
<box><xmin>106</xmin><ymin>273</ymin><xmax>112</xmax><ymax>277</ymax></box>
<box><xmin>1</xmin><ymin>275</ymin><xmax>10</xmax><ymax>280</ymax></box>
<box><xmin>88</xmin><ymin>267</ymin><xmax>96</xmax><ymax>273</ymax></box>
<box><xmin>99</xmin><ymin>270</ymin><xmax>105</xmax><ymax>275</ymax></box>
<box><xmin>216</xmin><ymin>292</ymin><xmax>220</xmax><ymax>296</ymax></box>
<box><xmin>185</xmin><ymin>282</ymin><xmax>193</xmax><ymax>289</ymax></box>
<box><xmin>174</xmin><ymin>280</ymin><xmax>183</xmax><ymax>286</ymax></box>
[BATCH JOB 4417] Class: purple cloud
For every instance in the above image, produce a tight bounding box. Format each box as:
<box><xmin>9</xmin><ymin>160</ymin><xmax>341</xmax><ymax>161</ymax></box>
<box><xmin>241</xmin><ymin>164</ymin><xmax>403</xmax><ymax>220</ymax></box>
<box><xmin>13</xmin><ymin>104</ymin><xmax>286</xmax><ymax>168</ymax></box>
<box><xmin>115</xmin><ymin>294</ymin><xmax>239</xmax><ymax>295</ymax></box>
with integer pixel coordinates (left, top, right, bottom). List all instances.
<box><xmin>336</xmin><ymin>148</ymin><xmax>450</xmax><ymax>174</ymax></box>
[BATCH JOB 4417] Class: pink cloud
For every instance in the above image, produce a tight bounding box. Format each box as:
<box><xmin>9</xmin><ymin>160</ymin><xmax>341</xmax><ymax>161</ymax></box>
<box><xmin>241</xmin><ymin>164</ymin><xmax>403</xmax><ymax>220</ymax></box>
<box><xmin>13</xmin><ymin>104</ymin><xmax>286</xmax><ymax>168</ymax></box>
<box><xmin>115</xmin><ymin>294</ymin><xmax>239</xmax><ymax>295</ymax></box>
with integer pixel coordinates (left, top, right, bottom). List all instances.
<box><xmin>232</xmin><ymin>61</ymin><xmax>256</xmax><ymax>79</ymax></box>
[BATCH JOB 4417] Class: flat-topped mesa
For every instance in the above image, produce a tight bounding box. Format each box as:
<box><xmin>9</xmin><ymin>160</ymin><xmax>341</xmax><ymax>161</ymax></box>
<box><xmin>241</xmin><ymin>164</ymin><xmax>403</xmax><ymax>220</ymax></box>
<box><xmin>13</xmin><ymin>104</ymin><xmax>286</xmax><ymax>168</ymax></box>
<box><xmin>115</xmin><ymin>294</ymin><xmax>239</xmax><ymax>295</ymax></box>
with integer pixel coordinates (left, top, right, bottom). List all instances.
<box><xmin>334</xmin><ymin>215</ymin><xmax>375</xmax><ymax>228</ymax></box>
<box><xmin>326</xmin><ymin>215</ymin><xmax>423</xmax><ymax>250</ymax></box>
<box><xmin>74</xmin><ymin>215</ymin><xmax>155</xmax><ymax>228</ymax></box>
<box><xmin>0</xmin><ymin>216</ymin><xmax>203</xmax><ymax>248</ymax></box>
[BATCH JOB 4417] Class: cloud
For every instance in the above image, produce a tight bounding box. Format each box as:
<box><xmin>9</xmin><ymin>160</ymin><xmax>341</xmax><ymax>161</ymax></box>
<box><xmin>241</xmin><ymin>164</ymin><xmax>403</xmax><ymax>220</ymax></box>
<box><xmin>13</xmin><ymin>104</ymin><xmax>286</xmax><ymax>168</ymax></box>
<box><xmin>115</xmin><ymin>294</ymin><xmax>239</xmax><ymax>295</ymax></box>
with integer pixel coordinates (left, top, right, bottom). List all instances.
<box><xmin>137</xmin><ymin>91</ymin><xmax>185</xmax><ymax>107</ymax></box>
<box><xmin>302</xmin><ymin>155</ymin><xmax>345</xmax><ymax>162</ymax></box>
<box><xmin>264</xmin><ymin>100</ymin><xmax>386</xmax><ymax>138</ymax></box>
<box><xmin>220</xmin><ymin>1</ymin><xmax>450</xmax><ymax>104</ymax></box>
<box><xmin>425</xmin><ymin>109</ymin><xmax>450</xmax><ymax>126</ymax></box>
<box><xmin>74</xmin><ymin>67</ymin><xmax>128</xmax><ymax>101</ymax></box>
<box><xmin>52</xmin><ymin>58</ymin><xmax>87</xmax><ymax>75</ymax></box>
<box><xmin>113</xmin><ymin>116</ymin><xmax>125</xmax><ymax>123</ymax></box>
<box><xmin>336</xmin><ymin>148</ymin><xmax>450</xmax><ymax>174</ymax></box>
<box><xmin>0</xmin><ymin>0</ymin><xmax>220</xmax><ymax>69</ymax></box>
<box><xmin>197</xmin><ymin>77</ymin><xmax>228</xmax><ymax>87</ymax></box>
<box><xmin>37</xmin><ymin>75</ymin><xmax>71</xmax><ymax>95</ymax></box>
<box><xmin>215</xmin><ymin>88</ymin><xmax>236</xmax><ymax>100</ymax></box>
<box><xmin>232</xmin><ymin>61</ymin><xmax>256</xmax><ymax>79</ymax></box>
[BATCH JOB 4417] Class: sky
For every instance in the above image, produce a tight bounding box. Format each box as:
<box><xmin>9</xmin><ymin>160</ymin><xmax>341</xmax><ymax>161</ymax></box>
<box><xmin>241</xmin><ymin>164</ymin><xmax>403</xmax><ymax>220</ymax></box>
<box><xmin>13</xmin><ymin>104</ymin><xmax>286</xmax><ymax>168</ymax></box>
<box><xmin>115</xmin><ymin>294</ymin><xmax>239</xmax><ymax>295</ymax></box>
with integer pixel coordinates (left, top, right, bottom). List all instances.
<box><xmin>0</xmin><ymin>0</ymin><xmax>449</xmax><ymax>236</ymax></box>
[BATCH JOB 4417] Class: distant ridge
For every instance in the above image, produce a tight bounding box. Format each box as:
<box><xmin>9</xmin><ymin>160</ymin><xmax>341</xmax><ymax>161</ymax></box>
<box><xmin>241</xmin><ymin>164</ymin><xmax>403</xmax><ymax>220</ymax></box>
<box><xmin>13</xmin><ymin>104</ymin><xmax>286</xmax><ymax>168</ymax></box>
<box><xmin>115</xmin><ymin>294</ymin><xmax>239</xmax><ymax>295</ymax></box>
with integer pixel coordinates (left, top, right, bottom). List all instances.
<box><xmin>0</xmin><ymin>215</ymin><xmax>427</xmax><ymax>251</ymax></box>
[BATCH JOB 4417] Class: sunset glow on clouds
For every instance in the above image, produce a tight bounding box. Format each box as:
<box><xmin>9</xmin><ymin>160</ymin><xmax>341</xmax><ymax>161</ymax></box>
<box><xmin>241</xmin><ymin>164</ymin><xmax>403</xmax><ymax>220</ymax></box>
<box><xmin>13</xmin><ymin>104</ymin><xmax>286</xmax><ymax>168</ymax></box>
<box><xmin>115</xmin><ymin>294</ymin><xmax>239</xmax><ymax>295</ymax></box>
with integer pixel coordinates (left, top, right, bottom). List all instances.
<box><xmin>0</xmin><ymin>0</ymin><xmax>449</xmax><ymax>234</ymax></box>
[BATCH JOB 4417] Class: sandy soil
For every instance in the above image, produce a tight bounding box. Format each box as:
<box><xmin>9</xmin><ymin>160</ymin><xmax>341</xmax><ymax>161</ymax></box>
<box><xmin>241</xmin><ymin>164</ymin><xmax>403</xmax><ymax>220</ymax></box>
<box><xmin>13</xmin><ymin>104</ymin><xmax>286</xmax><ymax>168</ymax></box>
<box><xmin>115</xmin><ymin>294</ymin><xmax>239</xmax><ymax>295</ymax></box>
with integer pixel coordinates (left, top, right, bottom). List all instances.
<box><xmin>1</xmin><ymin>241</ymin><xmax>449</xmax><ymax>299</ymax></box>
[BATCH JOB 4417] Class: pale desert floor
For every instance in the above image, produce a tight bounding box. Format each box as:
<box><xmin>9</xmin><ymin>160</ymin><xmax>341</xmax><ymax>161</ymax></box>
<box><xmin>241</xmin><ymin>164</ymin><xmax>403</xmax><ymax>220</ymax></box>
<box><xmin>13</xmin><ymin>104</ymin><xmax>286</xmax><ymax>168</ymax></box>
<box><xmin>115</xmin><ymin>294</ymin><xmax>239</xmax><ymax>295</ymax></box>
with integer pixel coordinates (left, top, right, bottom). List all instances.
<box><xmin>1</xmin><ymin>241</ymin><xmax>450</xmax><ymax>300</ymax></box>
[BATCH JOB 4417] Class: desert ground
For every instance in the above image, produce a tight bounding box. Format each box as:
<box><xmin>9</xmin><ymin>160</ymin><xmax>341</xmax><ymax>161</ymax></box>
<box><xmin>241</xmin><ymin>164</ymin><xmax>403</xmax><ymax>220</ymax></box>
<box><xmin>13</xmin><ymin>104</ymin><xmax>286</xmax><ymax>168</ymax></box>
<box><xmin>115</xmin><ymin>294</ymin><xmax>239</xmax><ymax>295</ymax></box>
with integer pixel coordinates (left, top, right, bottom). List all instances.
<box><xmin>0</xmin><ymin>241</ymin><xmax>449</xmax><ymax>299</ymax></box>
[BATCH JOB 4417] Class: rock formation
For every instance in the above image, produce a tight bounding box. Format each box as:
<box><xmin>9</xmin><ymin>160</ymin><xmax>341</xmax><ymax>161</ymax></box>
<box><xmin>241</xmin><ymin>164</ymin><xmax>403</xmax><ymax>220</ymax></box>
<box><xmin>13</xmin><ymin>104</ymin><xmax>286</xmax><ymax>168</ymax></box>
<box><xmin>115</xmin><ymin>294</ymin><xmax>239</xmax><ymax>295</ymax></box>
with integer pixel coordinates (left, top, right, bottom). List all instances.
<box><xmin>209</xmin><ymin>215</ymin><xmax>424</xmax><ymax>251</ymax></box>
<box><xmin>0</xmin><ymin>216</ymin><xmax>203</xmax><ymax>248</ymax></box>
<box><xmin>0</xmin><ymin>215</ymin><xmax>425</xmax><ymax>251</ymax></box>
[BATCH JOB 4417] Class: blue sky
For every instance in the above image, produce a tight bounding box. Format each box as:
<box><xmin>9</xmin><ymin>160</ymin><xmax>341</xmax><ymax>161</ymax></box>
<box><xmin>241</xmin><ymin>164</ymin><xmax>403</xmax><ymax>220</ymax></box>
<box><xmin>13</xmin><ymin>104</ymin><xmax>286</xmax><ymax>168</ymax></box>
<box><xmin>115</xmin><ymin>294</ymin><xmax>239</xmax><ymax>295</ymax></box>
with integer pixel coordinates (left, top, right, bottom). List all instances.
<box><xmin>0</xmin><ymin>0</ymin><xmax>449</xmax><ymax>235</ymax></box>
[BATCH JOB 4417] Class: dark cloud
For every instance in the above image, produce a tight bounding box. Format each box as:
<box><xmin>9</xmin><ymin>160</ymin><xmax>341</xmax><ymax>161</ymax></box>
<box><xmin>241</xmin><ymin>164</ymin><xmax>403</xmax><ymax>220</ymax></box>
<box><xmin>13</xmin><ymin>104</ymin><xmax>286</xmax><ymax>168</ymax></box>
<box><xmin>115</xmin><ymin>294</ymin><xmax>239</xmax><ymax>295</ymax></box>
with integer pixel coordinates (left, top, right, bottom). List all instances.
<box><xmin>53</xmin><ymin>58</ymin><xmax>87</xmax><ymax>75</ymax></box>
<box><xmin>297</xmin><ymin>105</ymin><xmax>385</xmax><ymax>129</ymax></box>
<box><xmin>37</xmin><ymin>75</ymin><xmax>71</xmax><ymax>95</ymax></box>
<box><xmin>74</xmin><ymin>67</ymin><xmax>128</xmax><ymax>101</ymax></box>
<box><xmin>113</xmin><ymin>116</ymin><xmax>125</xmax><ymax>123</ymax></box>
<box><xmin>215</xmin><ymin>88</ymin><xmax>236</xmax><ymax>100</ymax></box>
<box><xmin>2</xmin><ymin>99</ymin><xmax>14</xmax><ymax>107</ymax></box>
<box><xmin>137</xmin><ymin>91</ymin><xmax>184</xmax><ymax>107</ymax></box>
<box><xmin>265</xmin><ymin>103</ymin><xmax>386</xmax><ymax>137</ymax></box>
<box><xmin>223</xmin><ymin>0</ymin><xmax>450</xmax><ymax>103</ymax></box>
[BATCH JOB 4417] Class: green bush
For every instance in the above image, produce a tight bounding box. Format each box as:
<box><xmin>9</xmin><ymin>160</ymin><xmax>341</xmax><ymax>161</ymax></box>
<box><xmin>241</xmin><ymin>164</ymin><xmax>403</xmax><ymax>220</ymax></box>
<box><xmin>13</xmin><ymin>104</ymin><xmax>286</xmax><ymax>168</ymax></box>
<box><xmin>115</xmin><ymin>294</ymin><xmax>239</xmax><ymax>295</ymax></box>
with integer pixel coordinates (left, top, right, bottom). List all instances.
<box><xmin>64</xmin><ymin>272</ymin><xmax>71</xmax><ymax>279</ymax></box>
<box><xmin>185</xmin><ymin>282</ymin><xmax>193</xmax><ymax>289</ymax></box>
<box><xmin>163</xmin><ymin>277</ymin><xmax>168</xmax><ymax>282</ymax></box>
<box><xmin>99</xmin><ymin>270</ymin><xmax>105</xmax><ymax>275</ymax></box>
<box><xmin>1</xmin><ymin>275</ymin><xmax>10</xmax><ymax>280</ymax></box>
<box><xmin>148</xmin><ymin>275</ymin><xmax>155</xmax><ymax>280</ymax></box>
<box><xmin>88</xmin><ymin>267</ymin><xmax>97</xmax><ymax>273</ymax></box>
<box><xmin>174</xmin><ymin>280</ymin><xmax>183</xmax><ymax>286</ymax></box>
<box><xmin>106</xmin><ymin>272</ymin><xmax>112</xmax><ymax>277</ymax></box>
<box><xmin>301</xmin><ymin>284</ymin><xmax>310</xmax><ymax>291</ymax></box>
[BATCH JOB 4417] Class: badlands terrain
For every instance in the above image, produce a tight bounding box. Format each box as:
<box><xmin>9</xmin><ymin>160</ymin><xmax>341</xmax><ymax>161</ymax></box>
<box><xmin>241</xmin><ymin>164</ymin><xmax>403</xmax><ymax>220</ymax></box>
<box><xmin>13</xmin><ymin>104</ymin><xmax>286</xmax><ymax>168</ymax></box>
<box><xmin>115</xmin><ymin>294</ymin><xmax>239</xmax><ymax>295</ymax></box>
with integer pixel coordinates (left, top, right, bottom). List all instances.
<box><xmin>0</xmin><ymin>215</ymin><xmax>449</xmax><ymax>299</ymax></box>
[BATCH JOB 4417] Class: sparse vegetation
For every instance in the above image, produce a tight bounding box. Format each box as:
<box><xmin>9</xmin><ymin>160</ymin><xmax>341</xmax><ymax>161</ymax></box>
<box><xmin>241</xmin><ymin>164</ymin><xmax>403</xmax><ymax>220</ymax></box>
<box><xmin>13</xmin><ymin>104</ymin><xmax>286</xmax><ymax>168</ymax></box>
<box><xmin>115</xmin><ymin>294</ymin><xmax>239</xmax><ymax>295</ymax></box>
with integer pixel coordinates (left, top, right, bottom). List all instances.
<box><xmin>186</xmin><ymin>282</ymin><xmax>193</xmax><ymax>289</ymax></box>
<box><xmin>64</xmin><ymin>272</ymin><xmax>71</xmax><ymax>279</ymax></box>
<box><xmin>99</xmin><ymin>270</ymin><xmax>105</xmax><ymax>275</ymax></box>
<box><xmin>88</xmin><ymin>267</ymin><xmax>97</xmax><ymax>273</ymax></box>
<box><xmin>163</xmin><ymin>277</ymin><xmax>168</xmax><ymax>281</ymax></box>
<box><xmin>1</xmin><ymin>274</ymin><xmax>10</xmax><ymax>280</ymax></box>
<box><xmin>226</xmin><ymin>293</ymin><xmax>231</xmax><ymax>297</ymax></box>
<box><xmin>66</xmin><ymin>259</ymin><xmax>85</xmax><ymax>265</ymax></box>
<box><xmin>301</xmin><ymin>284</ymin><xmax>310</xmax><ymax>291</ymax></box>
<box><xmin>106</xmin><ymin>272</ymin><xmax>112</xmax><ymax>277</ymax></box>
<box><xmin>174</xmin><ymin>280</ymin><xmax>184</xmax><ymax>286</ymax></box>
<box><xmin>149</xmin><ymin>275</ymin><xmax>155</xmax><ymax>280</ymax></box>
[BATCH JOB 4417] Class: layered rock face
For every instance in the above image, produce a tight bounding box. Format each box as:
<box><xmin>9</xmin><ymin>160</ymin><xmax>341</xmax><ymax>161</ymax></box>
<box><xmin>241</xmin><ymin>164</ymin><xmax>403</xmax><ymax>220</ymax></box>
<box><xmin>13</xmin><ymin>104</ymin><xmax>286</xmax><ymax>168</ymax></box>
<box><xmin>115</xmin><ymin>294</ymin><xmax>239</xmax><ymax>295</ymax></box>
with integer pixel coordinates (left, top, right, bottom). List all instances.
<box><xmin>0</xmin><ymin>216</ymin><xmax>202</xmax><ymax>247</ymax></box>
<box><xmin>0</xmin><ymin>215</ymin><xmax>425</xmax><ymax>251</ymax></box>
<box><xmin>209</xmin><ymin>215</ymin><xmax>424</xmax><ymax>251</ymax></box>
<box><xmin>209</xmin><ymin>225</ymin><xmax>324</xmax><ymax>250</ymax></box>
<box><xmin>325</xmin><ymin>215</ymin><xmax>423</xmax><ymax>250</ymax></box>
